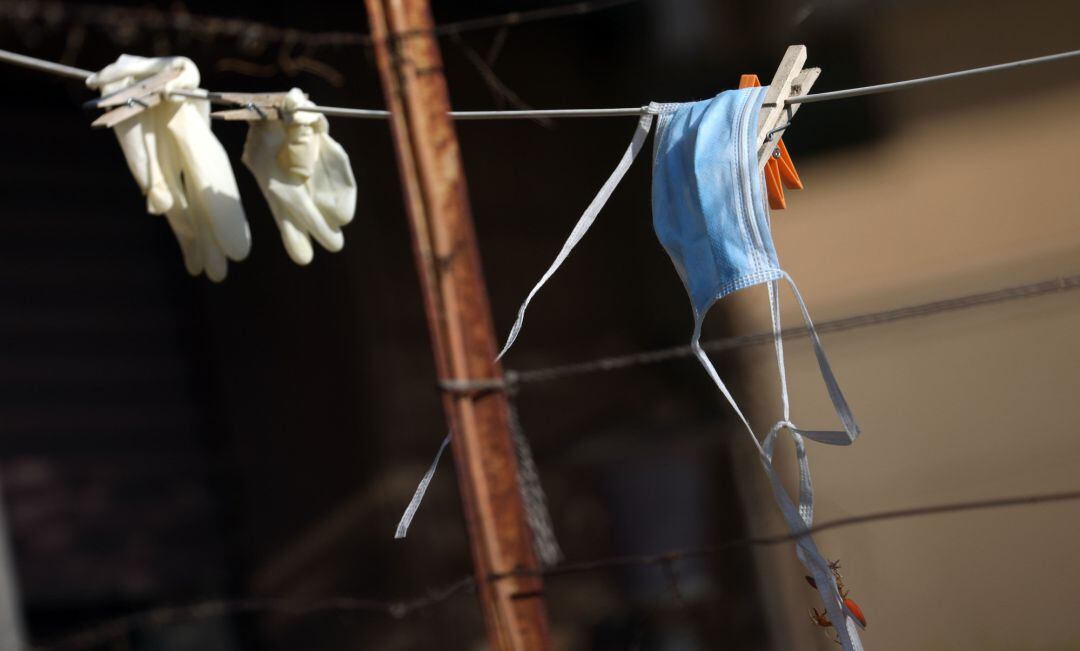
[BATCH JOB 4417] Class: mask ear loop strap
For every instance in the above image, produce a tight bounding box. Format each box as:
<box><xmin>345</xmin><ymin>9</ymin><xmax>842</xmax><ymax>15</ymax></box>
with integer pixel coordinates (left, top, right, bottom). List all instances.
<box><xmin>765</xmin><ymin>279</ymin><xmax>817</xmax><ymax>522</ymax></box>
<box><xmin>496</xmin><ymin>103</ymin><xmax>661</xmax><ymax>360</ymax></box>
<box><xmin>764</xmin><ymin>275</ymin><xmax>866</xmax><ymax>645</ymax></box>
<box><xmin>767</xmin><ymin>279</ymin><xmax>791</xmax><ymax>423</ymax></box>
<box><xmin>394</xmin><ymin>431</ymin><xmax>452</xmax><ymax>539</ymax></box>
<box><xmin>689</xmin><ymin>330</ymin><xmax>861</xmax><ymax>650</ymax></box>
<box><xmin>778</xmin><ymin>272</ymin><xmax>861</xmax><ymax>446</ymax></box>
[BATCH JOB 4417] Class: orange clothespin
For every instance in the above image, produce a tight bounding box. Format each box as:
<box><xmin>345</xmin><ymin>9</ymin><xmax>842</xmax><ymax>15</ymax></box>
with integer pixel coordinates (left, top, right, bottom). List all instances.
<box><xmin>741</xmin><ymin>45</ymin><xmax>821</xmax><ymax>210</ymax></box>
<box><xmin>739</xmin><ymin>73</ymin><xmax>801</xmax><ymax>209</ymax></box>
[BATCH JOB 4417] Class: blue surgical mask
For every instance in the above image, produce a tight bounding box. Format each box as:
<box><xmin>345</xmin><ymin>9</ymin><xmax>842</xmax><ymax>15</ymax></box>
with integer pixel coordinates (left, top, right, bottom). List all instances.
<box><xmin>498</xmin><ymin>88</ymin><xmax>865</xmax><ymax>650</ymax></box>
<box><xmin>651</xmin><ymin>87</ymin><xmax>857</xmax><ymax>444</ymax></box>
<box><xmin>652</xmin><ymin>88</ymin><xmax>782</xmax><ymax>320</ymax></box>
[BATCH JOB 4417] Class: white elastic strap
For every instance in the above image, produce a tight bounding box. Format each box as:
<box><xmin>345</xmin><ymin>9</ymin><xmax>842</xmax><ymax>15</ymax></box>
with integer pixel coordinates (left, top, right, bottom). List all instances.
<box><xmin>766</xmin><ymin>281</ymin><xmax>813</xmax><ymax>523</ymax></box>
<box><xmin>763</xmin><ymin>420</ymin><xmax>814</xmax><ymax>527</ymax></box>
<box><xmin>692</xmin><ymin>292</ymin><xmax>863</xmax><ymax>650</ymax></box>
<box><xmin>769</xmin><ymin>274</ymin><xmax>864</xmax><ymax>645</ymax></box>
<box><xmin>767</xmin><ymin>279</ymin><xmax>791</xmax><ymax>422</ymax></box>
<box><xmin>496</xmin><ymin>103</ymin><xmax>660</xmax><ymax>360</ymax></box>
<box><xmin>780</xmin><ymin>272</ymin><xmax>860</xmax><ymax>446</ymax></box>
<box><xmin>395</xmin><ymin>432</ymin><xmax>452</xmax><ymax>539</ymax></box>
<box><xmin>690</xmin><ymin>342</ymin><xmax>860</xmax><ymax>649</ymax></box>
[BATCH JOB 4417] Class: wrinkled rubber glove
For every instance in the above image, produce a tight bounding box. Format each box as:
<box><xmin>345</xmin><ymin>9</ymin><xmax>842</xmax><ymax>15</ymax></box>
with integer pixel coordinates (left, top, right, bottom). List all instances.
<box><xmin>242</xmin><ymin>88</ymin><xmax>357</xmax><ymax>265</ymax></box>
<box><xmin>87</xmin><ymin>55</ymin><xmax>251</xmax><ymax>282</ymax></box>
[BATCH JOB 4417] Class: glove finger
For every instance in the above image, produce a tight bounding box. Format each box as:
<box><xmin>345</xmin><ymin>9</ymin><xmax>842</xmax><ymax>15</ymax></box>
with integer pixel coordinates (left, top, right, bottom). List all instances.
<box><xmin>167</xmin><ymin>104</ymin><xmax>251</xmax><ymax>261</ymax></box>
<box><xmin>268</xmin><ymin>177</ymin><xmax>344</xmax><ymax>254</ymax></box>
<box><xmin>191</xmin><ymin>206</ymin><xmax>227</xmax><ymax>282</ymax></box>
<box><xmin>164</xmin><ymin>208</ymin><xmax>202</xmax><ymax>277</ymax></box>
<box><xmin>259</xmin><ymin>171</ymin><xmax>316</xmax><ymax>264</ymax></box>
<box><xmin>278</xmin><ymin>215</ymin><xmax>315</xmax><ymax>266</ymax></box>
<box><xmin>153</xmin><ymin>113</ymin><xmax>200</xmax><ymax>274</ymax></box>
<box><xmin>113</xmin><ymin>115</ymin><xmax>175</xmax><ymax>214</ymax></box>
<box><xmin>113</xmin><ymin>118</ymin><xmax>150</xmax><ymax>192</ymax></box>
<box><xmin>153</xmin><ymin>108</ymin><xmax>191</xmax><ymax>219</ymax></box>
<box><xmin>183</xmin><ymin>170</ymin><xmax>231</xmax><ymax>283</ymax></box>
<box><xmin>310</xmin><ymin>133</ymin><xmax>357</xmax><ymax>228</ymax></box>
<box><xmin>141</xmin><ymin>123</ymin><xmax>173</xmax><ymax>214</ymax></box>
<box><xmin>203</xmin><ymin>237</ymin><xmax>228</xmax><ymax>282</ymax></box>
<box><xmin>262</xmin><ymin>188</ymin><xmax>314</xmax><ymax>265</ymax></box>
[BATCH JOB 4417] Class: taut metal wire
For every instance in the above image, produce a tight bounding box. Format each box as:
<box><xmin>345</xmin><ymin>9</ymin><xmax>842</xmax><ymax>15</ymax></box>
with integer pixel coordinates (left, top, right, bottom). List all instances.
<box><xmin>3</xmin><ymin>47</ymin><xmax>1079</xmax><ymax>120</ymax></box>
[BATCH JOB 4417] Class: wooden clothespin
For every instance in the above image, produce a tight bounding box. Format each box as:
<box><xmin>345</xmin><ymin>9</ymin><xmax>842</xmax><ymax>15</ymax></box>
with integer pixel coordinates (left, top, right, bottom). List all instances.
<box><xmin>87</xmin><ymin>67</ymin><xmax>184</xmax><ymax>129</ymax></box>
<box><xmin>742</xmin><ymin>45</ymin><xmax>820</xmax><ymax>209</ymax></box>
<box><xmin>209</xmin><ymin>92</ymin><xmax>301</xmax><ymax>121</ymax></box>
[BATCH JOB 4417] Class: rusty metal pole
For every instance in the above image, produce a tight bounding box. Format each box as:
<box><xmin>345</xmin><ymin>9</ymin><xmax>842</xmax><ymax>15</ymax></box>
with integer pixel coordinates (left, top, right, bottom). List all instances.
<box><xmin>362</xmin><ymin>1</ymin><xmax>551</xmax><ymax>649</ymax></box>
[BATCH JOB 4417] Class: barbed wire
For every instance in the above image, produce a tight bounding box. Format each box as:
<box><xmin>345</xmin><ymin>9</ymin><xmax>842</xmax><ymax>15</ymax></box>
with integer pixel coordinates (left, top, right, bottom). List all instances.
<box><xmin>38</xmin><ymin>486</ymin><xmax>1080</xmax><ymax>649</ymax></box>
<box><xmin>449</xmin><ymin>32</ymin><xmax>554</xmax><ymax>128</ymax></box>
<box><xmin>0</xmin><ymin>0</ymin><xmax>637</xmax><ymax>90</ymax></box>
<box><xmin>36</xmin><ymin>576</ymin><xmax>476</xmax><ymax>651</ymax></box>
<box><xmin>0</xmin><ymin>0</ymin><xmax>639</xmax><ymax>50</ymax></box>
<box><xmin>501</xmin><ymin>488</ymin><xmax>1080</xmax><ymax>579</ymax></box>
<box><xmin>505</xmin><ymin>273</ymin><xmax>1080</xmax><ymax>385</ymax></box>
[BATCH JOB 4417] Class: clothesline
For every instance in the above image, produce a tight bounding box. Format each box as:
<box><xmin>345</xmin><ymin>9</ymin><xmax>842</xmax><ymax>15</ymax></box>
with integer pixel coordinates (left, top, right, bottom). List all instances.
<box><xmin>2</xmin><ymin>47</ymin><xmax>1079</xmax><ymax>120</ymax></box>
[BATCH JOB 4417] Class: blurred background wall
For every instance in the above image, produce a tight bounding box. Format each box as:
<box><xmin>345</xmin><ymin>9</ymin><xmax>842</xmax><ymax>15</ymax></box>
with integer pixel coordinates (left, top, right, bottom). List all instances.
<box><xmin>0</xmin><ymin>0</ymin><xmax>1077</xmax><ymax>649</ymax></box>
<box><xmin>731</xmin><ymin>2</ymin><xmax>1080</xmax><ymax>649</ymax></box>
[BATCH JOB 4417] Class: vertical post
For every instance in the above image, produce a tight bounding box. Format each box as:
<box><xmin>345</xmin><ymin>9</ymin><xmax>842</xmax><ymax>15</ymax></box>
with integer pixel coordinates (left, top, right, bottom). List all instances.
<box><xmin>362</xmin><ymin>2</ymin><xmax>551</xmax><ymax>650</ymax></box>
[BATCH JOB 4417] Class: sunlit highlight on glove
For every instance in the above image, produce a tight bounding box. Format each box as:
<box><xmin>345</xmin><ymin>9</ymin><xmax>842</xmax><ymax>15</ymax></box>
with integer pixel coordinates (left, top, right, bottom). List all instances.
<box><xmin>86</xmin><ymin>55</ymin><xmax>251</xmax><ymax>282</ymax></box>
<box><xmin>242</xmin><ymin>88</ymin><xmax>357</xmax><ymax>265</ymax></box>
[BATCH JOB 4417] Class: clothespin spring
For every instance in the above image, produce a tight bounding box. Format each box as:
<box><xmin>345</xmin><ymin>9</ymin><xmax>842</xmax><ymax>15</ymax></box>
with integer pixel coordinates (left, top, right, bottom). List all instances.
<box><xmin>246</xmin><ymin>102</ymin><xmax>268</xmax><ymax>120</ymax></box>
<box><xmin>764</xmin><ymin>105</ymin><xmax>795</xmax><ymax>143</ymax></box>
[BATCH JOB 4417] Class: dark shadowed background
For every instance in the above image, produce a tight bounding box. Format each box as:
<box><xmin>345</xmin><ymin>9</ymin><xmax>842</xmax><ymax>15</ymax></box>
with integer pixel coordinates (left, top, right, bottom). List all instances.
<box><xmin>1</xmin><ymin>0</ymin><xmax>1079</xmax><ymax>649</ymax></box>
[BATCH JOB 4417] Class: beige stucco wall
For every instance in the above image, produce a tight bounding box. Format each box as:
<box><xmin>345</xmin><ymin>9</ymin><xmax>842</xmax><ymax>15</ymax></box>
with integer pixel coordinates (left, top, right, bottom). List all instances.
<box><xmin>728</xmin><ymin>79</ymin><xmax>1080</xmax><ymax>649</ymax></box>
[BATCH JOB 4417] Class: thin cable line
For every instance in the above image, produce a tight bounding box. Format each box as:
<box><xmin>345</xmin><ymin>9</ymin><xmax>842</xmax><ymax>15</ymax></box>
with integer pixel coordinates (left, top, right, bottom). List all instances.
<box><xmin>508</xmin><ymin>274</ymin><xmax>1080</xmax><ymax>385</ymax></box>
<box><xmin>0</xmin><ymin>47</ymin><xmax>90</xmax><ymax>79</ymax></box>
<box><xmin>0</xmin><ymin>0</ymin><xmax>639</xmax><ymax>50</ymax></box>
<box><xmin>429</xmin><ymin>0</ymin><xmax>638</xmax><ymax>36</ymax></box>
<box><xmin>37</xmin><ymin>486</ymin><xmax>1080</xmax><ymax>649</ymax></box>
<box><xmin>2</xmin><ymin>46</ymin><xmax>1079</xmax><ymax>120</ymax></box>
<box><xmin>498</xmin><ymin>488</ymin><xmax>1080</xmax><ymax>579</ymax></box>
<box><xmin>786</xmin><ymin>48</ymin><xmax>1080</xmax><ymax>104</ymax></box>
<box><xmin>35</xmin><ymin>577</ymin><xmax>476</xmax><ymax>651</ymax></box>
<box><xmin>450</xmin><ymin>33</ymin><xmax>553</xmax><ymax>127</ymax></box>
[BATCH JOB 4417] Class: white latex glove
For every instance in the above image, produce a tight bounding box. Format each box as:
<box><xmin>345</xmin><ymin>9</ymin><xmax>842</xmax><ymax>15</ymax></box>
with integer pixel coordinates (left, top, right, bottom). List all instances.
<box><xmin>87</xmin><ymin>55</ymin><xmax>251</xmax><ymax>282</ymax></box>
<box><xmin>242</xmin><ymin>88</ymin><xmax>356</xmax><ymax>265</ymax></box>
